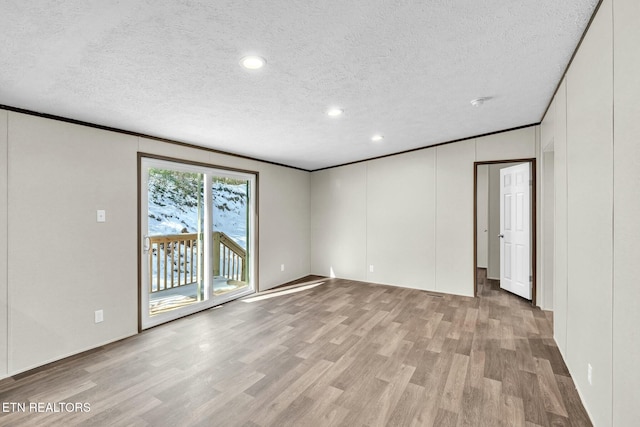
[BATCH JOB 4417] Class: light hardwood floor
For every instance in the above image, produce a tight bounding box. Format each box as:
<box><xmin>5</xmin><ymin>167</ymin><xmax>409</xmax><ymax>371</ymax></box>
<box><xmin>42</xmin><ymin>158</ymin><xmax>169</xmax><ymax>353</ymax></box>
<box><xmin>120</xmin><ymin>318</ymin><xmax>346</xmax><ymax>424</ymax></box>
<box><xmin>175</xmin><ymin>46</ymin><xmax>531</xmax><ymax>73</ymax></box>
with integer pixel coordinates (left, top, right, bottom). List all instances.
<box><xmin>0</xmin><ymin>275</ymin><xmax>592</xmax><ymax>426</ymax></box>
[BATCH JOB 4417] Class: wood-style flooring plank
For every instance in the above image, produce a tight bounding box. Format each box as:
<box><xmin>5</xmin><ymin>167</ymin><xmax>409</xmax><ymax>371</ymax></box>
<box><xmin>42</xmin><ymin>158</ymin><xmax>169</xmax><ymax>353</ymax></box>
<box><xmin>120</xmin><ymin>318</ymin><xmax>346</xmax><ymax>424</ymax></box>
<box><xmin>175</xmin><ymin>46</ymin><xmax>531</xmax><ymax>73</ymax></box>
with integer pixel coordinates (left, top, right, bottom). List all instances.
<box><xmin>440</xmin><ymin>353</ymin><xmax>470</xmax><ymax>414</ymax></box>
<box><xmin>535</xmin><ymin>357</ymin><xmax>569</xmax><ymax>418</ymax></box>
<box><xmin>556</xmin><ymin>375</ymin><xmax>594</xmax><ymax>427</ymax></box>
<box><xmin>360</xmin><ymin>363</ymin><xmax>415</xmax><ymax>427</ymax></box>
<box><xmin>520</xmin><ymin>370</ymin><xmax>550</xmax><ymax>426</ymax></box>
<box><xmin>501</xmin><ymin>394</ymin><xmax>526</xmax><ymax>427</ymax></box>
<box><xmin>456</xmin><ymin>384</ymin><xmax>483</xmax><ymax>427</ymax></box>
<box><xmin>0</xmin><ymin>275</ymin><xmax>592</xmax><ymax>426</ymax></box>
<box><xmin>434</xmin><ymin>408</ymin><xmax>459</xmax><ymax>427</ymax></box>
<box><xmin>479</xmin><ymin>377</ymin><xmax>503</xmax><ymax>427</ymax></box>
<box><xmin>386</xmin><ymin>382</ymin><xmax>425</xmax><ymax>427</ymax></box>
<box><xmin>248</xmin><ymin>359</ymin><xmax>333</xmax><ymax>426</ymax></box>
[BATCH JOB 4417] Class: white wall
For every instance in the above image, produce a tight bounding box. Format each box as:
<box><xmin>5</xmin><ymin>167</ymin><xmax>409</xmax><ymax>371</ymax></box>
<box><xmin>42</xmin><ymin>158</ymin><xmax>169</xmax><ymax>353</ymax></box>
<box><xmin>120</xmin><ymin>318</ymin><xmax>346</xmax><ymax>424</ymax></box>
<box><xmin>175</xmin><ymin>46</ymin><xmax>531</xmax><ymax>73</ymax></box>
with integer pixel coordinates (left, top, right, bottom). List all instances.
<box><xmin>552</xmin><ymin>82</ymin><xmax>569</xmax><ymax>356</ymax></box>
<box><xmin>435</xmin><ymin>140</ymin><xmax>476</xmax><ymax>296</ymax></box>
<box><xmin>566</xmin><ymin>3</ymin><xmax>614</xmax><ymax>424</ymax></box>
<box><xmin>310</xmin><ymin>164</ymin><xmax>367</xmax><ymax>281</ymax></box>
<box><xmin>1</xmin><ymin>111</ymin><xmax>310</xmax><ymax>377</ymax></box>
<box><xmin>475</xmin><ymin>127</ymin><xmax>536</xmax><ymax>161</ymax></box>
<box><xmin>487</xmin><ymin>165</ymin><xmax>499</xmax><ymax>279</ymax></box>
<box><xmin>541</xmin><ymin>150</ymin><xmax>554</xmax><ymax>310</ymax></box>
<box><xmin>612</xmin><ymin>0</ymin><xmax>640</xmax><ymax>424</ymax></box>
<box><xmin>540</xmin><ymin>0</ymin><xmax>640</xmax><ymax>424</ymax></box>
<box><xmin>311</xmin><ymin>128</ymin><xmax>536</xmax><ymax>297</ymax></box>
<box><xmin>366</xmin><ymin>150</ymin><xmax>436</xmax><ymax>290</ymax></box>
<box><xmin>540</xmin><ymin>97</ymin><xmax>556</xmax><ymax>313</ymax></box>
<box><xmin>476</xmin><ymin>165</ymin><xmax>488</xmax><ymax>268</ymax></box>
<box><xmin>8</xmin><ymin>113</ymin><xmax>139</xmax><ymax>374</ymax></box>
<box><xmin>256</xmin><ymin>163</ymin><xmax>311</xmax><ymax>288</ymax></box>
<box><xmin>486</xmin><ymin>163</ymin><xmax>517</xmax><ymax>280</ymax></box>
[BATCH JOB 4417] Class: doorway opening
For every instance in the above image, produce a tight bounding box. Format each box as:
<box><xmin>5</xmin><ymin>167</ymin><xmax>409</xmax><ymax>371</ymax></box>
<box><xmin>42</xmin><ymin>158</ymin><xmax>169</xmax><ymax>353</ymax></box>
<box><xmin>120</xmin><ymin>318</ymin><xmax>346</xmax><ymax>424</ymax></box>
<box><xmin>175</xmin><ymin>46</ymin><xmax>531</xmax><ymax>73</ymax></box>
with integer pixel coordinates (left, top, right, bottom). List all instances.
<box><xmin>474</xmin><ymin>158</ymin><xmax>537</xmax><ymax>305</ymax></box>
<box><xmin>138</xmin><ymin>154</ymin><xmax>258</xmax><ymax>330</ymax></box>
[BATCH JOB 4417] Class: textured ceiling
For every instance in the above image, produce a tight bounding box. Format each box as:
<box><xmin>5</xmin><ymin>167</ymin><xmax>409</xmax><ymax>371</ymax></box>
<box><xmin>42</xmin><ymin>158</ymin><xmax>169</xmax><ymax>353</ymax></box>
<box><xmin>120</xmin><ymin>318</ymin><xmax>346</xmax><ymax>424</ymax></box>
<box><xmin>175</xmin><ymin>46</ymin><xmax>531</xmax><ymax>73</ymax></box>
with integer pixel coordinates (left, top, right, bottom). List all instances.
<box><xmin>0</xmin><ymin>0</ymin><xmax>598</xmax><ymax>170</ymax></box>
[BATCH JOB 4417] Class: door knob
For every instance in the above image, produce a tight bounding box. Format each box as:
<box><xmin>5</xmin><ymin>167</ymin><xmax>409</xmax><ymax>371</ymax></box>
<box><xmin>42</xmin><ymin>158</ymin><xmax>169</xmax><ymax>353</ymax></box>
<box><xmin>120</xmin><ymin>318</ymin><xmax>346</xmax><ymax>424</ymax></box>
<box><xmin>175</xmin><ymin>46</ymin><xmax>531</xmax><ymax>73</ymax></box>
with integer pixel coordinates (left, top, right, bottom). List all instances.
<box><xmin>498</xmin><ymin>234</ymin><xmax>504</xmax><ymax>238</ymax></box>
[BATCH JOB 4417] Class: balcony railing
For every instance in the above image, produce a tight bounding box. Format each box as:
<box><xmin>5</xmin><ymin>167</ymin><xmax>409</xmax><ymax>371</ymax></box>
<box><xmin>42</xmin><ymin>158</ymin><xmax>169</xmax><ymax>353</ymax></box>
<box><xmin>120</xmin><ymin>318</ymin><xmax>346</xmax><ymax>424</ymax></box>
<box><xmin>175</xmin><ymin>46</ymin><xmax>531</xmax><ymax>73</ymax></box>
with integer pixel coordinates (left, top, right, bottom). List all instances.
<box><xmin>212</xmin><ymin>231</ymin><xmax>247</xmax><ymax>282</ymax></box>
<box><xmin>148</xmin><ymin>231</ymin><xmax>246</xmax><ymax>293</ymax></box>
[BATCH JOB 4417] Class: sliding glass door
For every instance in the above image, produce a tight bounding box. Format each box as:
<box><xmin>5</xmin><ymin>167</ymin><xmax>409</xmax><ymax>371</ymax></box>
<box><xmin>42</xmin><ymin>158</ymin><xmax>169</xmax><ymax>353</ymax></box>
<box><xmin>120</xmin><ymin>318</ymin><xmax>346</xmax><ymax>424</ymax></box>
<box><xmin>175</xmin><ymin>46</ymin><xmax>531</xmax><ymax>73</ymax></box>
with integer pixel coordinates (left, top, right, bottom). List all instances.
<box><xmin>140</xmin><ymin>156</ymin><xmax>256</xmax><ymax>329</ymax></box>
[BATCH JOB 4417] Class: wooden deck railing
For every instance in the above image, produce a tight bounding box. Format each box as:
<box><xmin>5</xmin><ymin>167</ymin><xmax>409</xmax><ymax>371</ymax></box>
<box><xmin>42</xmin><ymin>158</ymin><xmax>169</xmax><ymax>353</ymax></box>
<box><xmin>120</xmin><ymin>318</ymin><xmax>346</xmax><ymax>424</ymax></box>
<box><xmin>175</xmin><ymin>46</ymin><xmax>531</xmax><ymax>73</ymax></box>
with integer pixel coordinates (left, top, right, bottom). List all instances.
<box><xmin>148</xmin><ymin>231</ymin><xmax>246</xmax><ymax>293</ymax></box>
<box><xmin>213</xmin><ymin>232</ymin><xmax>247</xmax><ymax>282</ymax></box>
<box><xmin>148</xmin><ymin>233</ymin><xmax>199</xmax><ymax>293</ymax></box>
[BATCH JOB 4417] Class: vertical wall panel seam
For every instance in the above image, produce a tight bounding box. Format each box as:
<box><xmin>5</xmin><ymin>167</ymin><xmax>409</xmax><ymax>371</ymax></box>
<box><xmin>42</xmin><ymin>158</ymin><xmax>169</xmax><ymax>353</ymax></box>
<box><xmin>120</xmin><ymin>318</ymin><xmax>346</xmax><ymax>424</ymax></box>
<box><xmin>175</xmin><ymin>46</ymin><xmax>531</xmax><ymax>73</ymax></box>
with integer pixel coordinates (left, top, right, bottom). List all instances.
<box><xmin>432</xmin><ymin>149</ymin><xmax>436</xmax><ymax>289</ymax></box>
<box><xmin>365</xmin><ymin>163</ymin><xmax>368</xmax><ymax>281</ymax></box>
<box><xmin>536</xmin><ymin>126</ymin><xmax>543</xmax><ymax>309</ymax></box>
<box><xmin>434</xmin><ymin>148</ymin><xmax>438</xmax><ymax>292</ymax></box>
<box><xmin>5</xmin><ymin>113</ymin><xmax>10</xmax><ymax>375</ymax></box>
<box><xmin>4</xmin><ymin>112</ymin><xmax>8</xmax><ymax>377</ymax></box>
<box><xmin>308</xmin><ymin>161</ymin><xmax>311</xmax><ymax>277</ymax></box>
<box><xmin>564</xmin><ymin>80</ymin><xmax>570</xmax><ymax>362</ymax></box>
<box><xmin>610</xmin><ymin>2</ymin><xmax>615</xmax><ymax>424</ymax></box>
<box><xmin>473</xmin><ymin>140</ymin><xmax>478</xmax><ymax>296</ymax></box>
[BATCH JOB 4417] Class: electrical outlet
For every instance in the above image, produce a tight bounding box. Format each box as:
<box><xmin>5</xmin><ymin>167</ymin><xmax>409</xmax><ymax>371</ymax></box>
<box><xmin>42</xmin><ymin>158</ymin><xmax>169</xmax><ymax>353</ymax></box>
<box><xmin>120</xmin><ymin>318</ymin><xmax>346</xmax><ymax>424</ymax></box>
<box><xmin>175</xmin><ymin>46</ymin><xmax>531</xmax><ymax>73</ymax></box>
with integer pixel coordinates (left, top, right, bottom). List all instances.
<box><xmin>95</xmin><ymin>310</ymin><xmax>104</xmax><ymax>323</ymax></box>
<box><xmin>280</xmin><ymin>264</ymin><xmax>285</xmax><ymax>272</ymax></box>
<box><xmin>96</xmin><ymin>210</ymin><xmax>106</xmax><ymax>223</ymax></box>
<box><xmin>587</xmin><ymin>363</ymin><xmax>593</xmax><ymax>385</ymax></box>
<box><xmin>369</xmin><ymin>265</ymin><xmax>374</xmax><ymax>273</ymax></box>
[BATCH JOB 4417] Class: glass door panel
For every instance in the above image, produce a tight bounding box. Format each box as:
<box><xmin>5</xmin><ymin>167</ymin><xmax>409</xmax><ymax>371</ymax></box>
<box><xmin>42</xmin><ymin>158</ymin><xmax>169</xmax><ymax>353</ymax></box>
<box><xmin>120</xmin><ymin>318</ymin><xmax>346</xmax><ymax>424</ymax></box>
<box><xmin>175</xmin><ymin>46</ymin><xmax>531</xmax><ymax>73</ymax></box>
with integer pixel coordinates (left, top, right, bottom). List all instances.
<box><xmin>140</xmin><ymin>157</ymin><xmax>256</xmax><ymax>329</ymax></box>
<box><xmin>212</xmin><ymin>176</ymin><xmax>251</xmax><ymax>299</ymax></box>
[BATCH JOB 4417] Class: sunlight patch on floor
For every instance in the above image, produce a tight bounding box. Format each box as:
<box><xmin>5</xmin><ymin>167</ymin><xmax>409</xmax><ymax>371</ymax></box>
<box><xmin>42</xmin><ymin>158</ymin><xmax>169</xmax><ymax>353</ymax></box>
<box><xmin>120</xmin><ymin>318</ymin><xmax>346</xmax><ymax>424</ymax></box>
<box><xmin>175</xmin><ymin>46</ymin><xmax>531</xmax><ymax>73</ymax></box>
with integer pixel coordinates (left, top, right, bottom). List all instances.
<box><xmin>242</xmin><ymin>282</ymin><xmax>325</xmax><ymax>303</ymax></box>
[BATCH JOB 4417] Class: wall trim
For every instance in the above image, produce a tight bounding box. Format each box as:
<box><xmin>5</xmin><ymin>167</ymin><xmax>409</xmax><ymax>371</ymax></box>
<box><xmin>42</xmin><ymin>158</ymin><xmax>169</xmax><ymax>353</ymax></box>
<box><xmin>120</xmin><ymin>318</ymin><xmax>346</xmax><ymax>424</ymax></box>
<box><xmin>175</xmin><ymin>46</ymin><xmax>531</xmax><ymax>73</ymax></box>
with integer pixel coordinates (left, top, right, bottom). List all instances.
<box><xmin>312</xmin><ymin>123</ymin><xmax>539</xmax><ymax>172</ymax></box>
<box><xmin>0</xmin><ymin>104</ymin><xmax>308</xmax><ymax>172</ymax></box>
<box><xmin>1</xmin><ymin>103</ymin><xmax>539</xmax><ymax>174</ymax></box>
<box><xmin>541</xmin><ymin>0</ymin><xmax>605</xmax><ymax>121</ymax></box>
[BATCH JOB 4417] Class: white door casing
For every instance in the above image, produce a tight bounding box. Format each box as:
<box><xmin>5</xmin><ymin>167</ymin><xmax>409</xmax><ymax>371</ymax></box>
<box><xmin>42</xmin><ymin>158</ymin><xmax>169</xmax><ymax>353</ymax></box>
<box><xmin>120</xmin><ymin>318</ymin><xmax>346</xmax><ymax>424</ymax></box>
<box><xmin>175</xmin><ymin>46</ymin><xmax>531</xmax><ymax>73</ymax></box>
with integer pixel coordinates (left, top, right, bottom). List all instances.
<box><xmin>499</xmin><ymin>163</ymin><xmax>531</xmax><ymax>300</ymax></box>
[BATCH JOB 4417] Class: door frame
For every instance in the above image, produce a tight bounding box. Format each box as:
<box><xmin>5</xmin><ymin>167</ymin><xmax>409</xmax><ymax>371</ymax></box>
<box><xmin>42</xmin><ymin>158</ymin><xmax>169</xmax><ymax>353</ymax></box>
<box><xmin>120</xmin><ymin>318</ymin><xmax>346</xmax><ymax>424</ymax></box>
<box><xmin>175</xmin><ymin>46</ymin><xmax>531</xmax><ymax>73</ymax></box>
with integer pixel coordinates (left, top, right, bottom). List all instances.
<box><xmin>473</xmin><ymin>158</ymin><xmax>537</xmax><ymax>306</ymax></box>
<box><xmin>137</xmin><ymin>152</ymin><xmax>260</xmax><ymax>332</ymax></box>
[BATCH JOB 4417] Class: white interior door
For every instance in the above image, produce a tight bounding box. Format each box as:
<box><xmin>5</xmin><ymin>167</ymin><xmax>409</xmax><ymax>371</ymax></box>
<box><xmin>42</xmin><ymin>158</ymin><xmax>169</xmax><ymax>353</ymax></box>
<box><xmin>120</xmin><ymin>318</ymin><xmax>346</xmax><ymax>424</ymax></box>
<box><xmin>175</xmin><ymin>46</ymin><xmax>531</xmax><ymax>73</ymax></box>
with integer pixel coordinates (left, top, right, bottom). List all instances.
<box><xmin>499</xmin><ymin>163</ymin><xmax>531</xmax><ymax>300</ymax></box>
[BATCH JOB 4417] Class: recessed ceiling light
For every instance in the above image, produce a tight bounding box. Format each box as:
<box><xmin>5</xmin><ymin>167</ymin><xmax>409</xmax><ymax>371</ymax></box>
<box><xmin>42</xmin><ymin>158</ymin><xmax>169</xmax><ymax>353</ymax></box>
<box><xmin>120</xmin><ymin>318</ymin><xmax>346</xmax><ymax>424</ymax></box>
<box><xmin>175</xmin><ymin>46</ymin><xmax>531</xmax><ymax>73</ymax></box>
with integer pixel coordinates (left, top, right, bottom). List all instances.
<box><xmin>470</xmin><ymin>97</ymin><xmax>492</xmax><ymax>107</ymax></box>
<box><xmin>326</xmin><ymin>108</ymin><xmax>344</xmax><ymax>117</ymax></box>
<box><xmin>240</xmin><ymin>56</ymin><xmax>266</xmax><ymax>70</ymax></box>
<box><xmin>371</xmin><ymin>134</ymin><xmax>384</xmax><ymax>142</ymax></box>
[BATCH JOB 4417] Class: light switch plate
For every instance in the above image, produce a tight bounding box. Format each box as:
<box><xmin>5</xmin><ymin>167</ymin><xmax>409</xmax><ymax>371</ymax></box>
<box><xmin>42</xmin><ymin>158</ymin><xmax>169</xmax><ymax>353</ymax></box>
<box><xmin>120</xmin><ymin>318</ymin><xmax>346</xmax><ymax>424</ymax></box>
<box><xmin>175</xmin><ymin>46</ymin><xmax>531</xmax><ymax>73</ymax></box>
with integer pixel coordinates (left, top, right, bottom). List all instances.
<box><xmin>97</xmin><ymin>210</ymin><xmax>106</xmax><ymax>222</ymax></box>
